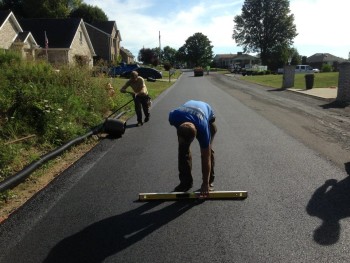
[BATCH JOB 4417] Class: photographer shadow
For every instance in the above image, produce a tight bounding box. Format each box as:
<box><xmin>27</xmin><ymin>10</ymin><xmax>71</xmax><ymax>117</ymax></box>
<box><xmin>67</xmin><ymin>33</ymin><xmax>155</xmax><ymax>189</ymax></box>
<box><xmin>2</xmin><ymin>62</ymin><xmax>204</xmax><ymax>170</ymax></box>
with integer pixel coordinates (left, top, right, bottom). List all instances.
<box><xmin>44</xmin><ymin>200</ymin><xmax>200</xmax><ymax>263</ymax></box>
<box><xmin>306</xmin><ymin>162</ymin><xmax>350</xmax><ymax>245</ymax></box>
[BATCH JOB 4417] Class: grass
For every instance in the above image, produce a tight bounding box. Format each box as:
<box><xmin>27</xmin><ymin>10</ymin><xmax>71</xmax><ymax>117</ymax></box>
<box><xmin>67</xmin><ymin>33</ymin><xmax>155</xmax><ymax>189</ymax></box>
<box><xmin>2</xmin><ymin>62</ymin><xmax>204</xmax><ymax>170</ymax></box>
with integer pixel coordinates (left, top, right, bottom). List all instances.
<box><xmin>0</xmin><ymin>60</ymin><xmax>180</xmax><ymax>192</ymax></box>
<box><xmin>240</xmin><ymin>72</ymin><xmax>339</xmax><ymax>89</ymax></box>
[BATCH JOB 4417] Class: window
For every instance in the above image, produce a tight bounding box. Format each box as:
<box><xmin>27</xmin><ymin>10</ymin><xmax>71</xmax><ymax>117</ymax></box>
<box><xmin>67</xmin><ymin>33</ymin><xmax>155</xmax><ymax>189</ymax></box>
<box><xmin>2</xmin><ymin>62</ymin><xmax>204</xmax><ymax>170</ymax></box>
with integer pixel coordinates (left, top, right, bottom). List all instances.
<box><xmin>79</xmin><ymin>31</ymin><xmax>83</xmax><ymax>44</ymax></box>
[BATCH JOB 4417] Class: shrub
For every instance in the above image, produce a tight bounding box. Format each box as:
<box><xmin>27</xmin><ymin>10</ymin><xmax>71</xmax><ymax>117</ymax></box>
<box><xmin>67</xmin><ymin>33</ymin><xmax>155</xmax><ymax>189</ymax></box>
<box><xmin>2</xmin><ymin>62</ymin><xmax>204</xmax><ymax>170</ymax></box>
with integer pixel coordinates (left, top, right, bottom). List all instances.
<box><xmin>322</xmin><ymin>64</ymin><xmax>332</xmax><ymax>72</ymax></box>
<box><xmin>0</xmin><ymin>49</ymin><xmax>22</xmax><ymax>65</ymax></box>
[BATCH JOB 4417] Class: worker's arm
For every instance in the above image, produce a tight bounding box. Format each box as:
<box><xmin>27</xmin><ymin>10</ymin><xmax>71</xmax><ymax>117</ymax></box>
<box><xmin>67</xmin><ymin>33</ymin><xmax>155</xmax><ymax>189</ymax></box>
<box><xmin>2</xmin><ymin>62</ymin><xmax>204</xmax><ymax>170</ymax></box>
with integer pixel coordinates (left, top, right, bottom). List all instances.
<box><xmin>200</xmin><ymin>146</ymin><xmax>211</xmax><ymax>197</ymax></box>
<box><xmin>120</xmin><ymin>80</ymin><xmax>130</xmax><ymax>93</ymax></box>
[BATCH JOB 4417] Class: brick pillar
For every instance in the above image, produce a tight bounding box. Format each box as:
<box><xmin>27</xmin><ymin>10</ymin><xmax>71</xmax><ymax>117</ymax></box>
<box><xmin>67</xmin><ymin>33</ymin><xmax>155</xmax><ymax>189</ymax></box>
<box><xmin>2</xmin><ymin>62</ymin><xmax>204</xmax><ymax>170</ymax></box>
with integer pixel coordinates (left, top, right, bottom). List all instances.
<box><xmin>282</xmin><ymin>65</ymin><xmax>295</xmax><ymax>89</ymax></box>
<box><xmin>337</xmin><ymin>62</ymin><xmax>350</xmax><ymax>102</ymax></box>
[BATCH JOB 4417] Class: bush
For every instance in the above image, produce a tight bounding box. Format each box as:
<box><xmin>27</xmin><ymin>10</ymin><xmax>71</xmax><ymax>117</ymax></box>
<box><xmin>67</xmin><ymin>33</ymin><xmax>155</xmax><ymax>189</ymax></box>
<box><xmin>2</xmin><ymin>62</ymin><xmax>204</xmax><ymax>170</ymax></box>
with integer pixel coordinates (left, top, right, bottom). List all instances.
<box><xmin>0</xmin><ymin>57</ymin><xmax>114</xmax><ymax>179</ymax></box>
<box><xmin>322</xmin><ymin>64</ymin><xmax>332</xmax><ymax>72</ymax></box>
<box><xmin>0</xmin><ymin>49</ymin><xmax>22</xmax><ymax>65</ymax></box>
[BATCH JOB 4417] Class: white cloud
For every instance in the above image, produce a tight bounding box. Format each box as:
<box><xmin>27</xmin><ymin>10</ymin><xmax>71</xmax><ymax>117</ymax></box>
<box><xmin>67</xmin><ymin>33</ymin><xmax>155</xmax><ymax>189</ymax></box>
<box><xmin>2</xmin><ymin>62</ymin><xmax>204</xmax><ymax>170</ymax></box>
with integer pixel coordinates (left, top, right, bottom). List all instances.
<box><xmin>291</xmin><ymin>0</ymin><xmax>350</xmax><ymax>57</ymax></box>
<box><xmin>85</xmin><ymin>0</ymin><xmax>242</xmax><ymax>57</ymax></box>
<box><xmin>85</xmin><ymin>0</ymin><xmax>350</xmax><ymax>59</ymax></box>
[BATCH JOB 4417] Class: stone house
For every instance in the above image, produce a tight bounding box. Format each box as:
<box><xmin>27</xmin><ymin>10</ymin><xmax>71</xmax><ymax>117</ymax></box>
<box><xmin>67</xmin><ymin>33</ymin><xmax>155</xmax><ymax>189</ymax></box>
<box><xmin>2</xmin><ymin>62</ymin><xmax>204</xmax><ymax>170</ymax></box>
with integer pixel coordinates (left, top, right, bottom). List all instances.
<box><xmin>0</xmin><ymin>10</ymin><xmax>38</xmax><ymax>59</ymax></box>
<box><xmin>307</xmin><ymin>53</ymin><xmax>347</xmax><ymax>71</ymax></box>
<box><xmin>85</xmin><ymin>21</ymin><xmax>121</xmax><ymax>65</ymax></box>
<box><xmin>120</xmin><ymin>47</ymin><xmax>135</xmax><ymax>64</ymax></box>
<box><xmin>19</xmin><ymin>18</ymin><xmax>96</xmax><ymax>68</ymax></box>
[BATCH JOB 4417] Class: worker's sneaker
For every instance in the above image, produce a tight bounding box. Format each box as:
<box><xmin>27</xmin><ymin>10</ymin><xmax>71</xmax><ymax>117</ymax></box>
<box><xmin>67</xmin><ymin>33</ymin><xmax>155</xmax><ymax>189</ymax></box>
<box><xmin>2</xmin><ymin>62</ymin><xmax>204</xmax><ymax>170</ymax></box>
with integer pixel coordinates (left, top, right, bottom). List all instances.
<box><xmin>209</xmin><ymin>183</ymin><xmax>214</xmax><ymax>191</ymax></box>
<box><xmin>144</xmin><ymin>115</ymin><xmax>150</xmax><ymax>122</ymax></box>
<box><xmin>137</xmin><ymin>121</ymin><xmax>143</xmax><ymax>126</ymax></box>
<box><xmin>173</xmin><ymin>183</ymin><xmax>193</xmax><ymax>192</ymax></box>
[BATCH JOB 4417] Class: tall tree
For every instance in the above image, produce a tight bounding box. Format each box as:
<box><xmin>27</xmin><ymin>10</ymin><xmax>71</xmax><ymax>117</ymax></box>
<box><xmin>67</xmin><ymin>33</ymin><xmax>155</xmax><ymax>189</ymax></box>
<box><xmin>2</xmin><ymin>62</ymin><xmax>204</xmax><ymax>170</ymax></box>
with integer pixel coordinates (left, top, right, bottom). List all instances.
<box><xmin>0</xmin><ymin>0</ymin><xmax>25</xmax><ymax>17</ymax></box>
<box><xmin>20</xmin><ymin>0</ymin><xmax>82</xmax><ymax>18</ymax></box>
<box><xmin>138</xmin><ymin>48</ymin><xmax>158</xmax><ymax>65</ymax></box>
<box><xmin>162</xmin><ymin>46</ymin><xmax>177</xmax><ymax>66</ymax></box>
<box><xmin>233</xmin><ymin>0</ymin><xmax>297</xmax><ymax>68</ymax></box>
<box><xmin>70</xmin><ymin>3</ymin><xmax>108</xmax><ymax>23</ymax></box>
<box><xmin>179</xmin><ymin>32</ymin><xmax>213</xmax><ymax>67</ymax></box>
<box><xmin>268</xmin><ymin>45</ymin><xmax>301</xmax><ymax>70</ymax></box>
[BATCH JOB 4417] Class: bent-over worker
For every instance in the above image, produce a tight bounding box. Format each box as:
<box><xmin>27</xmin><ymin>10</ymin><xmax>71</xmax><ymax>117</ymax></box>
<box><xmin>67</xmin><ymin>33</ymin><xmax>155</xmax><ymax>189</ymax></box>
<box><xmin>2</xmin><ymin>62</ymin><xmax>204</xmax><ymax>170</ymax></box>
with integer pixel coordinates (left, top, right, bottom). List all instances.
<box><xmin>168</xmin><ymin>100</ymin><xmax>217</xmax><ymax>196</ymax></box>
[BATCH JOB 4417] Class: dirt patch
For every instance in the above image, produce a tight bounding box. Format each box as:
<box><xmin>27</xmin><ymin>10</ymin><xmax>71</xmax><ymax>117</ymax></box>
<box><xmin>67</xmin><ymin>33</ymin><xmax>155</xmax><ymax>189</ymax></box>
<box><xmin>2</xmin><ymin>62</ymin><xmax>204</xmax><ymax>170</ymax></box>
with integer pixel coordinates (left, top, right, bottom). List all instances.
<box><xmin>0</xmin><ymin>136</ymin><xmax>101</xmax><ymax>223</ymax></box>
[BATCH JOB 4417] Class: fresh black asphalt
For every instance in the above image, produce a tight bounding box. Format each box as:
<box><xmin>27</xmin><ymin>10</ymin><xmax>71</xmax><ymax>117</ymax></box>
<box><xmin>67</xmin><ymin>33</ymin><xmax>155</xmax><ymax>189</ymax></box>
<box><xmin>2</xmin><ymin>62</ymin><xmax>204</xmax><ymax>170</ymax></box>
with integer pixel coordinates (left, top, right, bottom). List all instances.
<box><xmin>0</xmin><ymin>71</ymin><xmax>349</xmax><ymax>262</ymax></box>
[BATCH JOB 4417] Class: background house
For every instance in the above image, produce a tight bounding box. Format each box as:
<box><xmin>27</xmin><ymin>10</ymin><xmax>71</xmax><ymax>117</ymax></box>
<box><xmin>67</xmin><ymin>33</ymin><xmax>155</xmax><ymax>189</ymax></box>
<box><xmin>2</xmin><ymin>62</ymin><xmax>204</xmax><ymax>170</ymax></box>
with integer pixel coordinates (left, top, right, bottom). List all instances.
<box><xmin>213</xmin><ymin>52</ymin><xmax>260</xmax><ymax>69</ymax></box>
<box><xmin>307</xmin><ymin>53</ymin><xmax>346</xmax><ymax>71</ymax></box>
<box><xmin>120</xmin><ymin>47</ymin><xmax>135</xmax><ymax>64</ymax></box>
<box><xmin>20</xmin><ymin>18</ymin><xmax>96</xmax><ymax>67</ymax></box>
<box><xmin>0</xmin><ymin>10</ymin><xmax>38</xmax><ymax>59</ymax></box>
<box><xmin>213</xmin><ymin>54</ymin><xmax>236</xmax><ymax>68</ymax></box>
<box><xmin>85</xmin><ymin>21</ymin><xmax>121</xmax><ymax>65</ymax></box>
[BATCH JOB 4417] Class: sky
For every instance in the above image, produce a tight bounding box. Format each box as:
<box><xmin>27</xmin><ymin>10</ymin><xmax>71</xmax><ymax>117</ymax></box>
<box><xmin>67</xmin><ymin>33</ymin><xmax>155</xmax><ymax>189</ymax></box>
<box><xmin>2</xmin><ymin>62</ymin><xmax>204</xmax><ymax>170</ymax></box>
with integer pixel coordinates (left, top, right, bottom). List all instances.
<box><xmin>84</xmin><ymin>0</ymin><xmax>350</xmax><ymax>61</ymax></box>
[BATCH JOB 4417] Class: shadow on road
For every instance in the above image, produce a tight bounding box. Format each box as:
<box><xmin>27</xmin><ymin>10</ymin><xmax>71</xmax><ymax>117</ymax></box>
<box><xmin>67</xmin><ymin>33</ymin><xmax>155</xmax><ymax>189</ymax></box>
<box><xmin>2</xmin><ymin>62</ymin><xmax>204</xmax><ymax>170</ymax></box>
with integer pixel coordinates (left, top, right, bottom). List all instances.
<box><xmin>306</xmin><ymin>162</ymin><xmax>350</xmax><ymax>245</ymax></box>
<box><xmin>320</xmin><ymin>101</ymin><xmax>350</xmax><ymax>109</ymax></box>
<box><xmin>267</xmin><ymin>87</ymin><xmax>286</xmax><ymax>92</ymax></box>
<box><xmin>43</xmin><ymin>200</ymin><xmax>201</xmax><ymax>262</ymax></box>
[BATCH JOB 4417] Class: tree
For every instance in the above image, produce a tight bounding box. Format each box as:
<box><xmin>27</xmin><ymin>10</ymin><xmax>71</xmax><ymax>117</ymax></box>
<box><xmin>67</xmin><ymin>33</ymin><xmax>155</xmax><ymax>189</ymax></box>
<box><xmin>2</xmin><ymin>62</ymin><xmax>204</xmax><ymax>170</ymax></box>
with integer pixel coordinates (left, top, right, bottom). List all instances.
<box><xmin>233</xmin><ymin>0</ymin><xmax>297</xmax><ymax>68</ymax></box>
<box><xmin>19</xmin><ymin>0</ymin><xmax>82</xmax><ymax>18</ymax></box>
<box><xmin>268</xmin><ymin>46</ymin><xmax>301</xmax><ymax>70</ymax></box>
<box><xmin>0</xmin><ymin>0</ymin><xmax>25</xmax><ymax>17</ymax></box>
<box><xmin>152</xmin><ymin>47</ymin><xmax>162</xmax><ymax>65</ymax></box>
<box><xmin>178</xmin><ymin>32</ymin><xmax>213</xmax><ymax>67</ymax></box>
<box><xmin>162</xmin><ymin>46</ymin><xmax>177</xmax><ymax>66</ymax></box>
<box><xmin>138</xmin><ymin>48</ymin><xmax>158</xmax><ymax>65</ymax></box>
<box><xmin>70</xmin><ymin>3</ymin><xmax>108</xmax><ymax>23</ymax></box>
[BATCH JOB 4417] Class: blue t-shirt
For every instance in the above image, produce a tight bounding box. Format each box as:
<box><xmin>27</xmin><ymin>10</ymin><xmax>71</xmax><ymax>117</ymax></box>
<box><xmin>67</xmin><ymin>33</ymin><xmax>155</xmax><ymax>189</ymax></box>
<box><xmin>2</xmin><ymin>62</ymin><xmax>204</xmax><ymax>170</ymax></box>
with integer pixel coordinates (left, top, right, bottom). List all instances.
<box><xmin>169</xmin><ymin>100</ymin><xmax>215</xmax><ymax>148</ymax></box>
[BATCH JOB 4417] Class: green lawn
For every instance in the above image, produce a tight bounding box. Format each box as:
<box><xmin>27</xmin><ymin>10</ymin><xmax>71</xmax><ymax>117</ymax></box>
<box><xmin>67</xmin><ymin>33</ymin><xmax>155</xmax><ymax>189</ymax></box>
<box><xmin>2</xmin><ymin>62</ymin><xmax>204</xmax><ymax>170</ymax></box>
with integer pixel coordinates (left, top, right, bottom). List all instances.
<box><xmin>240</xmin><ymin>72</ymin><xmax>339</xmax><ymax>89</ymax></box>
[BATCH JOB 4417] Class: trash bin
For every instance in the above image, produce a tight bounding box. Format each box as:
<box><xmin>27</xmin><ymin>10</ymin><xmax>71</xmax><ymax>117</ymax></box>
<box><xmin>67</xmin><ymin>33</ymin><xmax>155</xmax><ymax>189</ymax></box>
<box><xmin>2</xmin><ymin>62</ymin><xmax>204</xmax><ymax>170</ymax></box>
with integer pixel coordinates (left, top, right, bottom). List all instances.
<box><xmin>305</xmin><ymin>74</ymin><xmax>314</xmax><ymax>89</ymax></box>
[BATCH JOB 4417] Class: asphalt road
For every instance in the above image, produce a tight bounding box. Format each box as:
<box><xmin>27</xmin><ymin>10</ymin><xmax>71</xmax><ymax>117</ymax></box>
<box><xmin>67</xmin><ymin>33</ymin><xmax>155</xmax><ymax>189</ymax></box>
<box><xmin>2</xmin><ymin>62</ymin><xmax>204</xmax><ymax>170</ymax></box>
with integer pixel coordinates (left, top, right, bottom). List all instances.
<box><xmin>1</xmin><ymin>71</ymin><xmax>350</xmax><ymax>262</ymax></box>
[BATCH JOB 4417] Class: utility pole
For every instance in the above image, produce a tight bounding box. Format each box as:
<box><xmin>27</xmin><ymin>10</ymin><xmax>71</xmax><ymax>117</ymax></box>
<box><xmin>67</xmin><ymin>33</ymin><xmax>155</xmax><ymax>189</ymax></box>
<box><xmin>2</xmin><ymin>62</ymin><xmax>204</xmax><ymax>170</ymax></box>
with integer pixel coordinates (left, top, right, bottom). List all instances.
<box><xmin>159</xmin><ymin>31</ymin><xmax>161</xmax><ymax>62</ymax></box>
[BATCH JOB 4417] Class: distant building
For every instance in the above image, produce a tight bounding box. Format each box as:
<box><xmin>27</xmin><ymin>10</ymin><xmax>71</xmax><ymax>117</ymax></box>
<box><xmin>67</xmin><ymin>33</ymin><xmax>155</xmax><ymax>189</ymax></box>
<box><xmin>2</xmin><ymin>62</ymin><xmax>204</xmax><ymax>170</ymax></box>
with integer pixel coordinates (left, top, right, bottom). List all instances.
<box><xmin>213</xmin><ymin>52</ymin><xmax>260</xmax><ymax>68</ymax></box>
<box><xmin>120</xmin><ymin>47</ymin><xmax>135</xmax><ymax>64</ymax></box>
<box><xmin>307</xmin><ymin>53</ymin><xmax>346</xmax><ymax>71</ymax></box>
<box><xmin>85</xmin><ymin>21</ymin><xmax>121</xmax><ymax>65</ymax></box>
<box><xmin>20</xmin><ymin>18</ymin><xmax>96</xmax><ymax>68</ymax></box>
<box><xmin>0</xmin><ymin>10</ymin><xmax>38</xmax><ymax>59</ymax></box>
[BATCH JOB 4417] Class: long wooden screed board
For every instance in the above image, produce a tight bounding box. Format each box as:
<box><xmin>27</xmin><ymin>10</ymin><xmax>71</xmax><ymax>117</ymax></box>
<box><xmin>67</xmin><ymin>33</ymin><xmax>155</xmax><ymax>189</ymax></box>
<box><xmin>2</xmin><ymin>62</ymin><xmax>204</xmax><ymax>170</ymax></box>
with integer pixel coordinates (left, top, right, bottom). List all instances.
<box><xmin>138</xmin><ymin>191</ymin><xmax>248</xmax><ymax>201</ymax></box>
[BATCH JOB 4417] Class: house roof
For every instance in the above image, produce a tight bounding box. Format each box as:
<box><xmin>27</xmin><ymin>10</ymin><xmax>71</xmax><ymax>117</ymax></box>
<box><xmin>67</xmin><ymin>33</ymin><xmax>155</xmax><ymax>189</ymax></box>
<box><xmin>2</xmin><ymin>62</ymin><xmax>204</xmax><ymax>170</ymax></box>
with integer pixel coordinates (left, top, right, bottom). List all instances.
<box><xmin>307</xmin><ymin>53</ymin><xmax>346</xmax><ymax>63</ymax></box>
<box><xmin>0</xmin><ymin>10</ymin><xmax>11</xmax><ymax>26</ymax></box>
<box><xmin>91</xmin><ymin>21</ymin><xmax>117</xmax><ymax>34</ymax></box>
<box><xmin>19</xmin><ymin>18</ymin><xmax>91</xmax><ymax>50</ymax></box>
<box><xmin>120</xmin><ymin>47</ymin><xmax>134</xmax><ymax>58</ymax></box>
<box><xmin>214</xmin><ymin>54</ymin><xmax>237</xmax><ymax>59</ymax></box>
<box><xmin>15</xmin><ymin>31</ymin><xmax>38</xmax><ymax>46</ymax></box>
<box><xmin>234</xmin><ymin>54</ymin><xmax>258</xmax><ymax>60</ymax></box>
<box><xmin>0</xmin><ymin>10</ymin><xmax>23</xmax><ymax>32</ymax></box>
<box><xmin>16</xmin><ymin>31</ymin><xmax>30</xmax><ymax>42</ymax></box>
<box><xmin>90</xmin><ymin>21</ymin><xmax>121</xmax><ymax>41</ymax></box>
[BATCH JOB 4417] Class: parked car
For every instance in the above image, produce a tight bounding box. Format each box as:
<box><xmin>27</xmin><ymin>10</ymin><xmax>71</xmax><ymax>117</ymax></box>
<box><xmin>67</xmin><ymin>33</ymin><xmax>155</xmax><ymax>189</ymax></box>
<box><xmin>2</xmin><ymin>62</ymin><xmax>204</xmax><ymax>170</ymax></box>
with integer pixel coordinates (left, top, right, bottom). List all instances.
<box><xmin>295</xmin><ymin>65</ymin><xmax>314</xmax><ymax>74</ymax></box>
<box><xmin>121</xmin><ymin>67</ymin><xmax>162</xmax><ymax>79</ymax></box>
<box><xmin>312</xmin><ymin>68</ymin><xmax>320</xmax><ymax>73</ymax></box>
<box><xmin>108</xmin><ymin>63</ymin><xmax>139</xmax><ymax>77</ymax></box>
<box><xmin>277</xmin><ymin>65</ymin><xmax>317</xmax><ymax>74</ymax></box>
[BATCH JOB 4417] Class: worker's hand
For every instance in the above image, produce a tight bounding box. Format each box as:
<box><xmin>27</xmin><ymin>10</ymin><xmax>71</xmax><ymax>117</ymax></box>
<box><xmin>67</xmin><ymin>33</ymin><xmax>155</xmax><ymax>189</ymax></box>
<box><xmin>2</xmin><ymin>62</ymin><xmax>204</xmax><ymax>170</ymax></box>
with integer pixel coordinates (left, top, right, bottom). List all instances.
<box><xmin>129</xmin><ymin>92</ymin><xmax>136</xmax><ymax>99</ymax></box>
<box><xmin>199</xmin><ymin>183</ymin><xmax>210</xmax><ymax>198</ymax></box>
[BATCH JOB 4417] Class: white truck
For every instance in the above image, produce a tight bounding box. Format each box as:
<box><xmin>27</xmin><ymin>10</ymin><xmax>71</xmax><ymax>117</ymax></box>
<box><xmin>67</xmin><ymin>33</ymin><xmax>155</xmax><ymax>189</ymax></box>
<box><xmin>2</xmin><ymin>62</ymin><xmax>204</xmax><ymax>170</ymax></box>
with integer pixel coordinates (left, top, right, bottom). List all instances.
<box><xmin>278</xmin><ymin>65</ymin><xmax>316</xmax><ymax>74</ymax></box>
<box><xmin>295</xmin><ymin>65</ymin><xmax>314</xmax><ymax>73</ymax></box>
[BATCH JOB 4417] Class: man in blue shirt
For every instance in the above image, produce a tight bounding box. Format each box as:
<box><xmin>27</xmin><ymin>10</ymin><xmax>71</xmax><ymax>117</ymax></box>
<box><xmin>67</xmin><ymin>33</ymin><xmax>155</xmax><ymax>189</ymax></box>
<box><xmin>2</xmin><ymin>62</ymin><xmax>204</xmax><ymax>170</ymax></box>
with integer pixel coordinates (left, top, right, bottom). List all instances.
<box><xmin>169</xmin><ymin>100</ymin><xmax>217</xmax><ymax>196</ymax></box>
